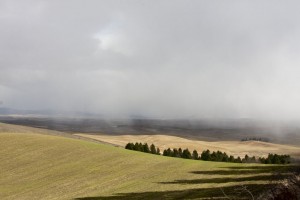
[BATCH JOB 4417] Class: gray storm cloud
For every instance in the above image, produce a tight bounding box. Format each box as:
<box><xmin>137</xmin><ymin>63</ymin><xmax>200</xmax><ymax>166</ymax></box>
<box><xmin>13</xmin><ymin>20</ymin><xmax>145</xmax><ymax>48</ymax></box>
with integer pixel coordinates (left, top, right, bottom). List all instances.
<box><xmin>1</xmin><ymin>0</ymin><xmax>300</xmax><ymax>119</ymax></box>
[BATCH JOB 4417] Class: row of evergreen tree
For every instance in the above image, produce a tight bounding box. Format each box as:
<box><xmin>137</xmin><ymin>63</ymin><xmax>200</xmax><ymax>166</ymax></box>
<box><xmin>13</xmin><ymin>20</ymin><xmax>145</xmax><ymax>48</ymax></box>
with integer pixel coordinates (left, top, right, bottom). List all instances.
<box><xmin>162</xmin><ymin>147</ymin><xmax>196</xmax><ymax>159</ymax></box>
<box><xmin>163</xmin><ymin>148</ymin><xmax>251</xmax><ymax>163</ymax></box>
<box><xmin>125</xmin><ymin>142</ymin><xmax>290</xmax><ymax>164</ymax></box>
<box><xmin>259</xmin><ymin>153</ymin><xmax>290</xmax><ymax>164</ymax></box>
<box><xmin>200</xmin><ymin>149</ymin><xmax>245</xmax><ymax>163</ymax></box>
<box><xmin>125</xmin><ymin>142</ymin><xmax>160</xmax><ymax>155</ymax></box>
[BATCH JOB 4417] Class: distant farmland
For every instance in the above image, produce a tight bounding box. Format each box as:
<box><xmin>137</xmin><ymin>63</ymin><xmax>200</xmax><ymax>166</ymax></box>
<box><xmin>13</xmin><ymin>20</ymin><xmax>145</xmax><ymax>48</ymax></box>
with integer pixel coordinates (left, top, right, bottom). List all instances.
<box><xmin>0</xmin><ymin>123</ymin><xmax>298</xmax><ymax>199</ymax></box>
<box><xmin>1</xmin><ymin>116</ymin><xmax>300</xmax><ymax>146</ymax></box>
<box><xmin>76</xmin><ymin>133</ymin><xmax>300</xmax><ymax>160</ymax></box>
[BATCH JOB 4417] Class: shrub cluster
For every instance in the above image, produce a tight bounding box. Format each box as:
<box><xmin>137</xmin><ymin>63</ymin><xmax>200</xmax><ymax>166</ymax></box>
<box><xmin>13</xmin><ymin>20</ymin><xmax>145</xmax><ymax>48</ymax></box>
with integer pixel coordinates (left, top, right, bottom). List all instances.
<box><xmin>125</xmin><ymin>142</ymin><xmax>291</xmax><ymax>164</ymax></box>
<box><xmin>125</xmin><ymin>142</ymin><xmax>160</xmax><ymax>155</ymax></box>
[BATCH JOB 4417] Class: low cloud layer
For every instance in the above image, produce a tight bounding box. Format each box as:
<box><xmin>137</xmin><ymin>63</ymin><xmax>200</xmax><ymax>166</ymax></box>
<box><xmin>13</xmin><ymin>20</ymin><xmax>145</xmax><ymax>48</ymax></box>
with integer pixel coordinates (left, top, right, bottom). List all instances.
<box><xmin>1</xmin><ymin>0</ymin><xmax>300</xmax><ymax>119</ymax></box>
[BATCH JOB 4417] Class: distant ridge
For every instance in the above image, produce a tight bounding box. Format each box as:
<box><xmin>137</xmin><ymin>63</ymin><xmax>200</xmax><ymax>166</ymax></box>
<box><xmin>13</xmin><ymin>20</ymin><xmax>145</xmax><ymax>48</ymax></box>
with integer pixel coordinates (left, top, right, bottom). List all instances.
<box><xmin>0</xmin><ymin>107</ymin><xmax>102</xmax><ymax>117</ymax></box>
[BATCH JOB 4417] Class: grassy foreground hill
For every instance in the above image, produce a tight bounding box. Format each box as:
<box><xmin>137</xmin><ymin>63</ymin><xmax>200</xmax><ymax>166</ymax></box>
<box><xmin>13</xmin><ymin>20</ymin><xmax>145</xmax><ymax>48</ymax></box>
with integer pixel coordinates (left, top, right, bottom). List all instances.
<box><xmin>0</xmin><ymin>123</ymin><xmax>297</xmax><ymax>200</ymax></box>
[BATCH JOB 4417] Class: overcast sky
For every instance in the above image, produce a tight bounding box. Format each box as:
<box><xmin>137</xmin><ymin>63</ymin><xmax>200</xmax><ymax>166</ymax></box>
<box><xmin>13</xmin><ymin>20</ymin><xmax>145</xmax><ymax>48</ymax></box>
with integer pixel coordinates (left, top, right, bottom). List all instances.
<box><xmin>1</xmin><ymin>0</ymin><xmax>300</xmax><ymax>119</ymax></box>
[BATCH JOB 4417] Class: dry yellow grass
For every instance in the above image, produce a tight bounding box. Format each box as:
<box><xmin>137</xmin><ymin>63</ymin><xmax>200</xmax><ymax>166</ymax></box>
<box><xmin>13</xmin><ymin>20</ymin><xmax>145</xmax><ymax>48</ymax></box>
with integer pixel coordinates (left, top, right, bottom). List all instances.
<box><xmin>75</xmin><ymin>133</ymin><xmax>300</xmax><ymax>159</ymax></box>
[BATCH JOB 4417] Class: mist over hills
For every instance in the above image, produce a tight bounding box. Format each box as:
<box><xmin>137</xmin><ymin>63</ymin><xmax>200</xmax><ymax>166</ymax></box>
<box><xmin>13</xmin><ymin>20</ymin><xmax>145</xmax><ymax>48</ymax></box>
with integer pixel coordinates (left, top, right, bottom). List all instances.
<box><xmin>1</xmin><ymin>108</ymin><xmax>299</xmax><ymax>146</ymax></box>
<box><xmin>2</xmin><ymin>1</ymin><xmax>300</xmax><ymax>121</ymax></box>
<box><xmin>0</xmin><ymin>107</ymin><xmax>103</xmax><ymax>117</ymax></box>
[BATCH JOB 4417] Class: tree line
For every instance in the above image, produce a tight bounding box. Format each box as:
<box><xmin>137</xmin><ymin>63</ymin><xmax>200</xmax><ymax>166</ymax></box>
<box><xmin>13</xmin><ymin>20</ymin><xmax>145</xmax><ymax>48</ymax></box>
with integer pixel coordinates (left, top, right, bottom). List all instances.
<box><xmin>241</xmin><ymin>137</ymin><xmax>270</xmax><ymax>142</ymax></box>
<box><xmin>125</xmin><ymin>142</ymin><xmax>291</xmax><ymax>164</ymax></box>
<box><xmin>259</xmin><ymin>153</ymin><xmax>290</xmax><ymax>164</ymax></box>
<box><xmin>125</xmin><ymin>142</ymin><xmax>160</xmax><ymax>155</ymax></box>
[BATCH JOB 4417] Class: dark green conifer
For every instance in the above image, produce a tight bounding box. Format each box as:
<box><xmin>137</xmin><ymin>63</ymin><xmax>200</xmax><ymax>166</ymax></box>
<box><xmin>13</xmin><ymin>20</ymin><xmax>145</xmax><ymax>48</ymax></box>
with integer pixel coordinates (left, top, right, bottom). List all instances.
<box><xmin>173</xmin><ymin>148</ymin><xmax>179</xmax><ymax>157</ymax></box>
<box><xmin>201</xmin><ymin>150</ymin><xmax>211</xmax><ymax>161</ymax></box>
<box><xmin>156</xmin><ymin>148</ymin><xmax>160</xmax><ymax>155</ymax></box>
<box><xmin>192</xmin><ymin>150</ymin><xmax>199</xmax><ymax>160</ymax></box>
<box><xmin>182</xmin><ymin>148</ymin><xmax>192</xmax><ymax>159</ymax></box>
<box><xmin>143</xmin><ymin>143</ymin><xmax>150</xmax><ymax>153</ymax></box>
<box><xmin>125</xmin><ymin>142</ymin><xmax>134</xmax><ymax>150</ymax></box>
<box><xmin>178</xmin><ymin>148</ymin><xmax>183</xmax><ymax>157</ymax></box>
<box><xmin>150</xmin><ymin>144</ymin><xmax>156</xmax><ymax>154</ymax></box>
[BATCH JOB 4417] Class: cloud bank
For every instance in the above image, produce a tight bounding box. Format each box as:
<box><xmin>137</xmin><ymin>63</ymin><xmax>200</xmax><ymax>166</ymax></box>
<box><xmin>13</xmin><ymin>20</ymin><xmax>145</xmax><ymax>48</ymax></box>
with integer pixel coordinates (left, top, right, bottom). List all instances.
<box><xmin>1</xmin><ymin>0</ymin><xmax>300</xmax><ymax>119</ymax></box>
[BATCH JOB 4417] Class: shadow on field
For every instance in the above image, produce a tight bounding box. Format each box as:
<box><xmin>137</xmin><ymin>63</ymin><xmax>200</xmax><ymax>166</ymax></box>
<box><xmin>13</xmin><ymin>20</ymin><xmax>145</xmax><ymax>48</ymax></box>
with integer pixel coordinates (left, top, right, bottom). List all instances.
<box><xmin>75</xmin><ymin>165</ymin><xmax>299</xmax><ymax>200</ymax></box>
<box><xmin>160</xmin><ymin>174</ymin><xmax>284</xmax><ymax>184</ymax></box>
<box><xmin>75</xmin><ymin>183</ymin><xmax>276</xmax><ymax>200</ymax></box>
<box><xmin>191</xmin><ymin>165</ymin><xmax>300</xmax><ymax>175</ymax></box>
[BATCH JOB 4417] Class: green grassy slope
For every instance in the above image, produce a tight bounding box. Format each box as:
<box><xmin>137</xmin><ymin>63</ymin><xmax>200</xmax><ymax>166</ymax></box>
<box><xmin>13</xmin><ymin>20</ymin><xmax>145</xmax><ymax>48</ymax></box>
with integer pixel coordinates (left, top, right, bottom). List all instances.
<box><xmin>0</xmin><ymin>125</ymin><xmax>296</xmax><ymax>200</ymax></box>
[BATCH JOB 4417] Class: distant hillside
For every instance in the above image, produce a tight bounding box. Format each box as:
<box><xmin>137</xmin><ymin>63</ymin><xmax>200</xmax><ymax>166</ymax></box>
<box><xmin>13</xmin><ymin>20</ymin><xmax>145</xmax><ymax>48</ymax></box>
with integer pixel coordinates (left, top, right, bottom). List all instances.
<box><xmin>76</xmin><ymin>133</ymin><xmax>300</xmax><ymax>160</ymax></box>
<box><xmin>0</xmin><ymin>107</ymin><xmax>102</xmax><ymax>117</ymax></box>
<box><xmin>1</xmin><ymin>115</ymin><xmax>300</xmax><ymax>145</ymax></box>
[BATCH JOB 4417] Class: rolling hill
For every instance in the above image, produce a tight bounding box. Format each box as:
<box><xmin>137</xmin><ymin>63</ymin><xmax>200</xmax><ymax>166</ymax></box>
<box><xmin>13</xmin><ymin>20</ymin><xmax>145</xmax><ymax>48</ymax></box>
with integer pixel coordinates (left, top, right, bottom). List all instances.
<box><xmin>0</xmin><ymin>123</ymin><xmax>297</xmax><ymax>199</ymax></box>
<box><xmin>75</xmin><ymin>133</ymin><xmax>300</xmax><ymax>160</ymax></box>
